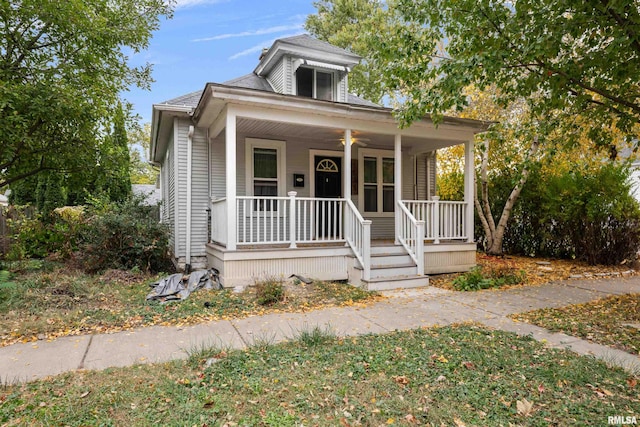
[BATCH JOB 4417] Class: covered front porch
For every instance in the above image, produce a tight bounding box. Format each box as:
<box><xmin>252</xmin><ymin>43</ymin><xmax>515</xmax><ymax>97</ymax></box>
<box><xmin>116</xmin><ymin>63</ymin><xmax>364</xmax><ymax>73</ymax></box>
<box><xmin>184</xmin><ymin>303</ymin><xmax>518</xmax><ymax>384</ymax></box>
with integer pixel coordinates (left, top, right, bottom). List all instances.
<box><xmin>196</xmin><ymin>84</ymin><xmax>481</xmax><ymax>288</ymax></box>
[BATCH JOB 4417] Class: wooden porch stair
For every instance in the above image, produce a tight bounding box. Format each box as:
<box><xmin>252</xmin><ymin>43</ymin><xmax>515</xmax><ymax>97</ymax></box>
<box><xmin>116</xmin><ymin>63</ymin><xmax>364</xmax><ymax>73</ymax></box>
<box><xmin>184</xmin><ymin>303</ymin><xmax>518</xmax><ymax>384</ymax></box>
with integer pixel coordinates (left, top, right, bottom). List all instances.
<box><xmin>354</xmin><ymin>244</ymin><xmax>429</xmax><ymax>291</ymax></box>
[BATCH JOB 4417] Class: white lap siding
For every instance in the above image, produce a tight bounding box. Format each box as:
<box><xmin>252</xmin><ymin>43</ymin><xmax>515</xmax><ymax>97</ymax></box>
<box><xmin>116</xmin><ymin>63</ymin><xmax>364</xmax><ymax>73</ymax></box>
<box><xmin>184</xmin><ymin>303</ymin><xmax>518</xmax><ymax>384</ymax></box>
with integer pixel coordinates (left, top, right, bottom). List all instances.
<box><xmin>191</xmin><ymin>127</ymin><xmax>209</xmax><ymax>256</ymax></box>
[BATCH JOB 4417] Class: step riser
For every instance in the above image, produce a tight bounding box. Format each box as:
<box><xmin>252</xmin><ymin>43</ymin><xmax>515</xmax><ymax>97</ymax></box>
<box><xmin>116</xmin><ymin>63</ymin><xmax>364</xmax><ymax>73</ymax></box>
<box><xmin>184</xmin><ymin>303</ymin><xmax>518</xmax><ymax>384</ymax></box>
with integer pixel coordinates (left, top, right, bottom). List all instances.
<box><xmin>370</xmin><ymin>245</ymin><xmax>406</xmax><ymax>255</ymax></box>
<box><xmin>370</xmin><ymin>266</ymin><xmax>418</xmax><ymax>279</ymax></box>
<box><xmin>366</xmin><ymin>277</ymin><xmax>429</xmax><ymax>291</ymax></box>
<box><xmin>371</xmin><ymin>255</ymin><xmax>413</xmax><ymax>267</ymax></box>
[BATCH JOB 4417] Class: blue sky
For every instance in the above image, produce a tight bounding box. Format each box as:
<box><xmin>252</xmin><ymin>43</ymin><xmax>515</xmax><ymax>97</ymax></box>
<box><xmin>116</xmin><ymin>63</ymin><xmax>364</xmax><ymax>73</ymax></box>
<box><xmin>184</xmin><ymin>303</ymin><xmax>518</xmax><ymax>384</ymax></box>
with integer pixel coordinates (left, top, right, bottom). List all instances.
<box><xmin>126</xmin><ymin>0</ymin><xmax>315</xmax><ymax>124</ymax></box>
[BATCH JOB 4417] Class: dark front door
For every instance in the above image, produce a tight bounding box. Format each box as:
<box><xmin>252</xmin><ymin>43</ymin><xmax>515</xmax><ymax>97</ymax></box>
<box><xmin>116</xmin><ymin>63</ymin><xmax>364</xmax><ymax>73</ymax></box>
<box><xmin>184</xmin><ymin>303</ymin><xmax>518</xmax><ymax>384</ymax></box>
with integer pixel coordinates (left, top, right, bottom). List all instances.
<box><xmin>314</xmin><ymin>156</ymin><xmax>342</xmax><ymax>238</ymax></box>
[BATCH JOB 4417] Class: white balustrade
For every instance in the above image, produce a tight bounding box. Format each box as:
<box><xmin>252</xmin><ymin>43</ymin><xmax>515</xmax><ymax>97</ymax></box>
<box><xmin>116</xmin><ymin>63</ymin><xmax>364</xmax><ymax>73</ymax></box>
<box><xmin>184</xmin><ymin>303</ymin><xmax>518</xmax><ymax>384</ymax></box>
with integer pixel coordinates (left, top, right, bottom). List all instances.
<box><xmin>397</xmin><ymin>201</ymin><xmax>424</xmax><ymax>275</ymax></box>
<box><xmin>234</xmin><ymin>194</ymin><xmax>346</xmax><ymax>246</ymax></box>
<box><xmin>345</xmin><ymin>199</ymin><xmax>371</xmax><ymax>280</ymax></box>
<box><xmin>403</xmin><ymin>198</ymin><xmax>468</xmax><ymax>243</ymax></box>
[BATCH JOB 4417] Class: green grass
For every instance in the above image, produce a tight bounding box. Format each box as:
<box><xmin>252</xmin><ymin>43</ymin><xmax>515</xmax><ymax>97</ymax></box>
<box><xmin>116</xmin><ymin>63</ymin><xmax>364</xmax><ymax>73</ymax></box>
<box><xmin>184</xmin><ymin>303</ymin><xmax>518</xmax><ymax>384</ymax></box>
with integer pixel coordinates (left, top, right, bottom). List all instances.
<box><xmin>452</xmin><ymin>265</ymin><xmax>527</xmax><ymax>291</ymax></box>
<box><xmin>513</xmin><ymin>293</ymin><xmax>640</xmax><ymax>355</ymax></box>
<box><xmin>1</xmin><ymin>325</ymin><xmax>637</xmax><ymax>426</ymax></box>
<box><xmin>0</xmin><ymin>262</ymin><xmax>377</xmax><ymax>346</ymax></box>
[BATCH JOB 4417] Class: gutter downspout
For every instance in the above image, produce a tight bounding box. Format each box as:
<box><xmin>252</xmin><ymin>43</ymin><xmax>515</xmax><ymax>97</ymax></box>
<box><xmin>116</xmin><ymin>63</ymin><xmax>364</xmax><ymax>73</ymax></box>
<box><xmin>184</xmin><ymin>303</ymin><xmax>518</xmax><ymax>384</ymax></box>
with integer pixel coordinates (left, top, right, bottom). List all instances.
<box><xmin>186</xmin><ymin>125</ymin><xmax>194</xmax><ymax>273</ymax></box>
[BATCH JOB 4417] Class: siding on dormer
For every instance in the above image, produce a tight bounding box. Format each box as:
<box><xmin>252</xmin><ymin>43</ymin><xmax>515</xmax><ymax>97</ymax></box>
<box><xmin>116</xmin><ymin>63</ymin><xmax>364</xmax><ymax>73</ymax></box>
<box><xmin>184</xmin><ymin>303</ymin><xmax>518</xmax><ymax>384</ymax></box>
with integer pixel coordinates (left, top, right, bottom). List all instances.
<box><xmin>337</xmin><ymin>72</ymin><xmax>348</xmax><ymax>102</ymax></box>
<box><xmin>284</xmin><ymin>56</ymin><xmax>294</xmax><ymax>95</ymax></box>
<box><xmin>266</xmin><ymin>60</ymin><xmax>284</xmax><ymax>94</ymax></box>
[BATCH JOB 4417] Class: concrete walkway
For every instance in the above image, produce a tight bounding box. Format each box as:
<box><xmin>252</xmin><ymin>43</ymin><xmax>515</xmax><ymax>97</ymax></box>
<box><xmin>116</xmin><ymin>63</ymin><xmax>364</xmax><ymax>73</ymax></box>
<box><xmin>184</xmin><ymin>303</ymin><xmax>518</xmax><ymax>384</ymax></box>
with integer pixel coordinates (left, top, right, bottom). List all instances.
<box><xmin>2</xmin><ymin>276</ymin><xmax>639</xmax><ymax>383</ymax></box>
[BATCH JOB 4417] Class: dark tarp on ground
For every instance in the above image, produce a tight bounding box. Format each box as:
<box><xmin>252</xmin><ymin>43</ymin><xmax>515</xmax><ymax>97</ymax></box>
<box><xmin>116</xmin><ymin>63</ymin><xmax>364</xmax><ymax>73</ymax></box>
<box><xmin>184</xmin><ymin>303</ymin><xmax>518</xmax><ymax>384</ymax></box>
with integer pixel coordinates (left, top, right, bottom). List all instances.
<box><xmin>146</xmin><ymin>269</ymin><xmax>221</xmax><ymax>303</ymax></box>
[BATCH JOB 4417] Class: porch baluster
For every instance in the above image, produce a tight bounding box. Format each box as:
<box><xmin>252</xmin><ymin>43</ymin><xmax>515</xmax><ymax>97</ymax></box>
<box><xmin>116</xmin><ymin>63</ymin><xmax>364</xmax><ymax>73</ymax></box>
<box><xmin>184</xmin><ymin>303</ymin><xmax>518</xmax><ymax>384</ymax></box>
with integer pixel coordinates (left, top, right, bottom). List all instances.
<box><xmin>289</xmin><ymin>191</ymin><xmax>297</xmax><ymax>248</ymax></box>
<box><xmin>432</xmin><ymin>196</ymin><xmax>440</xmax><ymax>244</ymax></box>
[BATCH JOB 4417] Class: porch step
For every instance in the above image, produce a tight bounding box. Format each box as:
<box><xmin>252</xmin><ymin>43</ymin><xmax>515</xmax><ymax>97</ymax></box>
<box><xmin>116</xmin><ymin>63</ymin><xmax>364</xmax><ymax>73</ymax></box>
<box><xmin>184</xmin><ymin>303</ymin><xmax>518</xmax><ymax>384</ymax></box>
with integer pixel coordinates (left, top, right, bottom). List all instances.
<box><xmin>368</xmin><ymin>263</ymin><xmax>418</xmax><ymax>279</ymax></box>
<box><xmin>363</xmin><ymin>275</ymin><xmax>429</xmax><ymax>291</ymax></box>
<box><xmin>371</xmin><ymin>253</ymin><xmax>413</xmax><ymax>267</ymax></box>
<box><xmin>370</xmin><ymin>245</ymin><xmax>407</xmax><ymax>255</ymax></box>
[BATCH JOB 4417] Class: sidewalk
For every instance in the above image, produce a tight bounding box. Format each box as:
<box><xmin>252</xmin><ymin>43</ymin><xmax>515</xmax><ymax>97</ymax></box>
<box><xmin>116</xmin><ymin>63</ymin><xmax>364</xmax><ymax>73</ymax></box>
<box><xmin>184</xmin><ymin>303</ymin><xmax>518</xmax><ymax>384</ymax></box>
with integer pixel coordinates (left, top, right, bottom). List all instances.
<box><xmin>2</xmin><ymin>276</ymin><xmax>639</xmax><ymax>383</ymax></box>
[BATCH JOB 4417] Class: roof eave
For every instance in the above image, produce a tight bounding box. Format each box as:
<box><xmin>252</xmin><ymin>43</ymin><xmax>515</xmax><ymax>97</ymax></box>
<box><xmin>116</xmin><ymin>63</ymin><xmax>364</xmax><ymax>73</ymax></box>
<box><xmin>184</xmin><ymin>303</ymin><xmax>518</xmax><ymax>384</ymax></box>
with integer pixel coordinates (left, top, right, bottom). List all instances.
<box><xmin>193</xmin><ymin>83</ymin><xmax>491</xmax><ymax>134</ymax></box>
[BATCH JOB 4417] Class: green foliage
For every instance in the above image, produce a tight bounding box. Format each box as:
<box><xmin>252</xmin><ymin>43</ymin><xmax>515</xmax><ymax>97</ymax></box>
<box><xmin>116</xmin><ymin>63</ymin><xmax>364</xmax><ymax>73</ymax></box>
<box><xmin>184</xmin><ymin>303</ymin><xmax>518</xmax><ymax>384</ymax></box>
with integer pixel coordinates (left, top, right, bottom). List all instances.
<box><xmin>453</xmin><ymin>265</ymin><xmax>526</xmax><ymax>291</ymax></box>
<box><xmin>305</xmin><ymin>0</ymin><xmax>389</xmax><ymax>103</ymax></box>
<box><xmin>77</xmin><ymin>195</ymin><xmax>171</xmax><ymax>273</ymax></box>
<box><xmin>128</xmin><ymin>122</ymin><xmax>159</xmax><ymax>185</ymax></box>
<box><xmin>254</xmin><ymin>277</ymin><xmax>285</xmax><ymax>306</ymax></box>
<box><xmin>0</xmin><ymin>0</ymin><xmax>173</xmax><ymax>191</ymax></box>
<box><xmin>366</xmin><ymin>0</ymin><xmax>639</xmax><ymax>146</ymax></box>
<box><xmin>3</xmin><ymin>207</ymin><xmax>69</xmax><ymax>261</ymax></box>
<box><xmin>94</xmin><ymin>103</ymin><xmax>132</xmax><ymax>203</ymax></box>
<box><xmin>502</xmin><ymin>163</ymin><xmax>640</xmax><ymax>265</ymax></box>
<box><xmin>42</xmin><ymin>172</ymin><xmax>65</xmax><ymax>216</ymax></box>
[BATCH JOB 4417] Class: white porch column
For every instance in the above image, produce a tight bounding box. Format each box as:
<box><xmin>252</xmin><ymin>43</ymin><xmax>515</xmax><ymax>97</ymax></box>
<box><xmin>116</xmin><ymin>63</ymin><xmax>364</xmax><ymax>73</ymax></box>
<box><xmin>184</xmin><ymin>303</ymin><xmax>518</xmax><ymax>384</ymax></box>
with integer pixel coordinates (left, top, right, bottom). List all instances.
<box><xmin>394</xmin><ymin>134</ymin><xmax>402</xmax><ymax>244</ymax></box>
<box><xmin>344</xmin><ymin>129</ymin><xmax>352</xmax><ymax>201</ymax></box>
<box><xmin>464</xmin><ymin>138</ymin><xmax>475</xmax><ymax>243</ymax></box>
<box><xmin>225</xmin><ymin>110</ymin><xmax>237</xmax><ymax>250</ymax></box>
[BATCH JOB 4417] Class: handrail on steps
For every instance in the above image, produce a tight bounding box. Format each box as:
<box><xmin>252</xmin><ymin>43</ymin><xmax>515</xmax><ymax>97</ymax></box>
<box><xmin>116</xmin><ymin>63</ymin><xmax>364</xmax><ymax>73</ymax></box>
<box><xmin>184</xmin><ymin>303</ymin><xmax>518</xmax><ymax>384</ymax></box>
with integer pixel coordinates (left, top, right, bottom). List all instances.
<box><xmin>397</xmin><ymin>201</ymin><xmax>425</xmax><ymax>276</ymax></box>
<box><xmin>344</xmin><ymin>199</ymin><xmax>371</xmax><ymax>281</ymax></box>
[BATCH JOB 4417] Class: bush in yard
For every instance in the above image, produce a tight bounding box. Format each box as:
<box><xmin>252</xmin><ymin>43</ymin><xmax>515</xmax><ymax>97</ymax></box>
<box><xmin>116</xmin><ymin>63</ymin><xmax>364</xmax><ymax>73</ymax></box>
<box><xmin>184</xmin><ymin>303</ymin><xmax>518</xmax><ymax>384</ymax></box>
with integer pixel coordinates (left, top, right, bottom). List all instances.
<box><xmin>77</xmin><ymin>195</ymin><xmax>171</xmax><ymax>273</ymax></box>
<box><xmin>492</xmin><ymin>163</ymin><xmax>640</xmax><ymax>265</ymax></box>
<box><xmin>545</xmin><ymin>164</ymin><xmax>640</xmax><ymax>265</ymax></box>
<box><xmin>453</xmin><ymin>265</ymin><xmax>526</xmax><ymax>291</ymax></box>
<box><xmin>3</xmin><ymin>207</ymin><xmax>71</xmax><ymax>261</ymax></box>
<box><xmin>255</xmin><ymin>277</ymin><xmax>285</xmax><ymax>305</ymax></box>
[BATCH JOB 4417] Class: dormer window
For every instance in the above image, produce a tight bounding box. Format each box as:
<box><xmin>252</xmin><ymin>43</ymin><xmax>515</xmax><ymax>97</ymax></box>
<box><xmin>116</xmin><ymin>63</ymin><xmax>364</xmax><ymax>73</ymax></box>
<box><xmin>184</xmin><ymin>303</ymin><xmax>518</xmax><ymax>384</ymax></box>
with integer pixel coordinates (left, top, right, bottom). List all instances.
<box><xmin>296</xmin><ymin>67</ymin><xmax>333</xmax><ymax>101</ymax></box>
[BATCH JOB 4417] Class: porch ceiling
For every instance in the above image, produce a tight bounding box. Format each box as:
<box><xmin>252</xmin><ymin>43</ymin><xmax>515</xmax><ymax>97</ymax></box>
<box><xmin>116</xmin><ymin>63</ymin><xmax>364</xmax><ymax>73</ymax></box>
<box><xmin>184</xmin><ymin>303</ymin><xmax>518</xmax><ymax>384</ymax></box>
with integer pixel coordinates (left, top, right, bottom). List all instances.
<box><xmin>236</xmin><ymin>117</ymin><xmax>463</xmax><ymax>152</ymax></box>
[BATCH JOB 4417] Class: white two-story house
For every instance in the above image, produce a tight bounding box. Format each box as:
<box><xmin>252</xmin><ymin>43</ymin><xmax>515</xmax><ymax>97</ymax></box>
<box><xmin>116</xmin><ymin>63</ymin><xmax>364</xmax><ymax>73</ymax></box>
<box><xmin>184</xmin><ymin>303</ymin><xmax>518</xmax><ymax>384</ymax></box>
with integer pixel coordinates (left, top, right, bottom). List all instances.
<box><xmin>150</xmin><ymin>34</ymin><xmax>486</xmax><ymax>290</ymax></box>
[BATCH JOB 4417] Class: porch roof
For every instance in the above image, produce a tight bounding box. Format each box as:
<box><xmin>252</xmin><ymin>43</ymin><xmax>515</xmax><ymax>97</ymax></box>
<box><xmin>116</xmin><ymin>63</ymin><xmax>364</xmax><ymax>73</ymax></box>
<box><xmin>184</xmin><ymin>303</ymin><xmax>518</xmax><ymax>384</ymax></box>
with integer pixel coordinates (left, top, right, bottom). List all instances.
<box><xmin>192</xmin><ymin>83</ymin><xmax>490</xmax><ymax>154</ymax></box>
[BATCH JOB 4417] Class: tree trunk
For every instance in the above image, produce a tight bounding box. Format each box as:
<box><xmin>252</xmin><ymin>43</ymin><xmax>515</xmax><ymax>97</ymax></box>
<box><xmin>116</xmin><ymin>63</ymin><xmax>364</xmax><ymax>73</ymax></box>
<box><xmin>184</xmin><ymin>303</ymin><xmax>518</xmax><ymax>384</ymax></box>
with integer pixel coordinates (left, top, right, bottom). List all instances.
<box><xmin>477</xmin><ymin>137</ymin><xmax>540</xmax><ymax>256</ymax></box>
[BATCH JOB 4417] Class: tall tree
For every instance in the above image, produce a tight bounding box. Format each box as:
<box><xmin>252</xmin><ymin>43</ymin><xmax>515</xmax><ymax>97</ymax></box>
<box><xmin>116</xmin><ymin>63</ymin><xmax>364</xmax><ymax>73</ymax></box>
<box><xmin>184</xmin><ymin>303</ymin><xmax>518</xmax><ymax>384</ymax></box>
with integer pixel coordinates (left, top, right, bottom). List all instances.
<box><xmin>368</xmin><ymin>0</ymin><xmax>640</xmax><ymax>146</ymax></box>
<box><xmin>104</xmin><ymin>103</ymin><xmax>132</xmax><ymax>203</ymax></box>
<box><xmin>128</xmin><ymin>122</ymin><xmax>158</xmax><ymax>185</ymax></box>
<box><xmin>0</xmin><ymin>0</ymin><xmax>173</xmax><ymax>190</ymax></box>
<box><xmin>307</xmin><ymin>0</ymin><xmax>640</xmax><ymax>255</ymax></box>
<box><xmin>305</xmin><ymin>0</ymin><xmax>389</xmax><ymax>103</ymax></box>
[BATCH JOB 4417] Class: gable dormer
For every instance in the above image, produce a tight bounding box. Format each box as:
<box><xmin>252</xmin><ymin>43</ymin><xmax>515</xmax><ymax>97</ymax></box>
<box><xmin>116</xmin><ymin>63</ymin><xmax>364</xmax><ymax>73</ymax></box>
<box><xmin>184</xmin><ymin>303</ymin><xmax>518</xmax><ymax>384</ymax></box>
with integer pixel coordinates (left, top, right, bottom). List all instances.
<box><xmin>254</xmin><ymin>34</ymin><xmax>361</xmax><ymax>103</ymax></box>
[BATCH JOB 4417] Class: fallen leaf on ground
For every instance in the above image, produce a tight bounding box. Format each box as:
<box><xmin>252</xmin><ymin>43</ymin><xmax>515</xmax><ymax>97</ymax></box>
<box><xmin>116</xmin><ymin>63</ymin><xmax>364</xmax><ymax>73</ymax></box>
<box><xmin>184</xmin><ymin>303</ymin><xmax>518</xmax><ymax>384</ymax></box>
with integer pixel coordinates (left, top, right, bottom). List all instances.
<box><xmin>516</xmin><ymin>398</ymin><xmax>533</xmax><ymax>416</ymax></box>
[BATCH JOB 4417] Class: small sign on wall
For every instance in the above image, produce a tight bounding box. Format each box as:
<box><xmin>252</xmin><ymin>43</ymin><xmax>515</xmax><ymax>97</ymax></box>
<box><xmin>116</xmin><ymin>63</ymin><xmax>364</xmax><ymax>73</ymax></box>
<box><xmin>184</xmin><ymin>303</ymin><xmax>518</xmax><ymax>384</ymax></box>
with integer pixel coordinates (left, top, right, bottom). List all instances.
<box><xmin>293</xmin><ymin>173</ymin><xmax>305</xmax><ymax>187</ymax></box>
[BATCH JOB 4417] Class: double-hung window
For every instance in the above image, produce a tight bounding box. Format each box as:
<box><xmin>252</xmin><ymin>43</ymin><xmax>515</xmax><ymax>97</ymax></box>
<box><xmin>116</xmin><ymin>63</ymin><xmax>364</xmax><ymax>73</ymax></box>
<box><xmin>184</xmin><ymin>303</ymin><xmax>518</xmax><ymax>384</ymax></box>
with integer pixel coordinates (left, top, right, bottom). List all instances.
<box><xmin>245</xmin><ymin>138</ymin><xmax>286</xmax><ymax>211</ymax></box>
<box><xmin>360</xmin><ymin>150</ymin><xmax>395</xmax><ymax>215</ymax></box>
<box><xmin>296</xmin><ymin>67</ymin><xmax>333</xmax><ymax>101</ymax></box>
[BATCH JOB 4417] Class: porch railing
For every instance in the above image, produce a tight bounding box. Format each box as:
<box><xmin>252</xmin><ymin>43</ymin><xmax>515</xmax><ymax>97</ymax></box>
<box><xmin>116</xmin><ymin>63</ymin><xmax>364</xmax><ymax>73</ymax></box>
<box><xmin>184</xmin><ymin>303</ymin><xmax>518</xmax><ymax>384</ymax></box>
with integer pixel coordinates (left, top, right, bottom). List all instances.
<box><xmin>235</xmin><ymin>193</ymin><xmax>346</xmax><ymax>246</ymax></box>
<box><xmin>397</xmin><ymin>201</ymin><xmax>424</xmax><ymax>275</ymax></box>
<box><xmin>403</xmin><ymin>197</ymin><xmax>468</xmax><ymax>243</ymax></box>
<box><xmin>295</xmin><ymin>196</ymin><xmax>345</xmax><ymax>243</ymax></box>
<box><xmin>210</xmin><ymin>197</ymin><xmax>227</xmax><ymax>245</ymax></box>
<box><xmin>344</xmin><ymin>199</ymin><xmax>371</xmax><ymax>280</ymax></box>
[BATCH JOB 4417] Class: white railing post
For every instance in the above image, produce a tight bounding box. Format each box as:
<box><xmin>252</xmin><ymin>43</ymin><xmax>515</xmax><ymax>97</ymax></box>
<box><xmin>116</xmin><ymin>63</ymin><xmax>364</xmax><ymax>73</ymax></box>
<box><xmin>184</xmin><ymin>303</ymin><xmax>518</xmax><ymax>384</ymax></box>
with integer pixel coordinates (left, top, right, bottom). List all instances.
<box><xmin>464</xmin><ymin>139</ymin><xmax>475</xmax><ymax>243</ymax></box>
<box><xmin>432</xmin><ymin>196</ymin><xmax>440</xmax><ymax>244</ymax></box>
<box><xmin>416</xmin><ymin>220</ymin><xmax>425</xmax><ymax>275</ymax></box>
<box><xmin>362</xmin><ymin>220</ymin><xmax>372</xmax><ymax>281</ymax></box>
<box><xmin>288</xmin><ymin>191</ymin><xmax>297</xmax><ymax>248</ymax></box>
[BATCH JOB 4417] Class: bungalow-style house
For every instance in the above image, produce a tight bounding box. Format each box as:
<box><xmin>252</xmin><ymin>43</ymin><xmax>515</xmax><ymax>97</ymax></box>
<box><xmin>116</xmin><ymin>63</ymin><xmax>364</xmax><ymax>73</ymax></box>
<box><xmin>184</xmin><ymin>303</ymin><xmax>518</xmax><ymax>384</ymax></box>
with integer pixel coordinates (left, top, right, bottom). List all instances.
<box><xmin>150</xmin><ymin>35</ymin><xmax>487</xmax><ymax>290</ymax></box>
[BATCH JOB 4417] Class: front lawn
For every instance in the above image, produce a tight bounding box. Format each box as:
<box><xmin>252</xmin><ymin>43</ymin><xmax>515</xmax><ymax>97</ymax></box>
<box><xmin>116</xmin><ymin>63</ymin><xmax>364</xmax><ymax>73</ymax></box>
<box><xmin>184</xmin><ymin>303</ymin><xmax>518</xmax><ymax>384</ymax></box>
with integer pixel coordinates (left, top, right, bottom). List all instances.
<box><xmin>513</xmin><ymin>293</ymin><xmax>640</xmax><ymax>355</ymax></box>
<box><xmin>1</xmin><ymin>325</ymin><xmax>638</xmax><ymax>426</ymax></box>
<box><xmin>0</xmin><ymin>261</ymin><xmax>378</xmax><ymax>347</ymax></box>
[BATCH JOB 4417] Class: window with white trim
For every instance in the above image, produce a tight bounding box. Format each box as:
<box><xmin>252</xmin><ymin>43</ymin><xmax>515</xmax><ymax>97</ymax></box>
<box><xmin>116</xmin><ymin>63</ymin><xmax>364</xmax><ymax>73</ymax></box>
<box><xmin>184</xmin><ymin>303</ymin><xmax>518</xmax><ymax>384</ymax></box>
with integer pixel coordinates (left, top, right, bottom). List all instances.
<box><xmin>245</xmin><ymin>138</ymin><xmax>286</xmax><ymax>210</ymax></box>
<box><xmin>296</xmin><ymin>67</ymin><xmax>334</xmax><ymax>101</ymax></box>
<box><xmin>360</xmin><ymin>150</ymin><xmax>395</xmax><ymax>215</ymax></box>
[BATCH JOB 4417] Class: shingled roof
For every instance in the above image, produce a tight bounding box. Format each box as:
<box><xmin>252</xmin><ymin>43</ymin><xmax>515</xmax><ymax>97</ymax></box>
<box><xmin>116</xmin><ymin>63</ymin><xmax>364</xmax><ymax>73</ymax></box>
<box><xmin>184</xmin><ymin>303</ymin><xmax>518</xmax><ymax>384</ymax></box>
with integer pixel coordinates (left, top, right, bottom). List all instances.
<box><xmin>277</xmin><ymin>34</ymin><xmax>359</xmax><ymax>58</ymax></box>
<box><xmin>159</xmin><ymin>90</ymin><xmax>201</xmax><ymax>107</ymax></box>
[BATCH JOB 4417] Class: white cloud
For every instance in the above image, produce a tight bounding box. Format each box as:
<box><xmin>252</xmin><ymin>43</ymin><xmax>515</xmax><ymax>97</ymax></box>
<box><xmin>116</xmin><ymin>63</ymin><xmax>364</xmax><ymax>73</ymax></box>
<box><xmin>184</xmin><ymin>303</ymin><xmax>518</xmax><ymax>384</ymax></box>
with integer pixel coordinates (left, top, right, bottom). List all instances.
<box><xmin>173</xmin><ymin>0</ymin><xmax>224</xmax><ymax>9</ymax></box>
<box><xmin>228</xmin><ymin>32</ymin><xmax>303</xmax><ymax>60</ymax></box>
<box><xmin>192</xmin><ymin>24</ymin><xmax>303</xmax><ymax>42</ymax></box>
